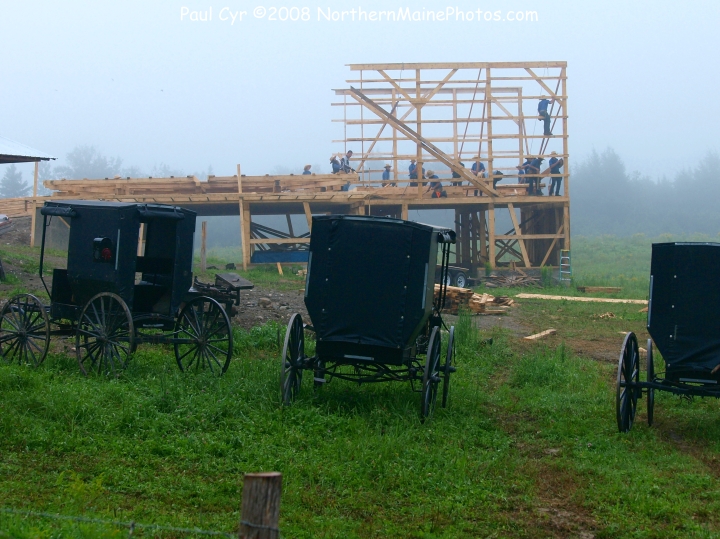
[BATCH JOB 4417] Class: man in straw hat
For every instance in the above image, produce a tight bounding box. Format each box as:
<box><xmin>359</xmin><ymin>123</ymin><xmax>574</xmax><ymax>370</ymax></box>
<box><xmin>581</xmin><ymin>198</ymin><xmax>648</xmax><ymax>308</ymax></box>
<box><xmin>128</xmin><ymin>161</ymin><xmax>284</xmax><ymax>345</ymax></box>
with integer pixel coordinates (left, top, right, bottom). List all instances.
<box><xmin>381</xmin><ymin>164</ymin><xmax>396</xmax><ymax>187</ymax></box>
<box><xmin>330</xmin><ymin>154</ymin><xmax>341</xmax><ymax>174</ymax></box>
<box><xmin>425</xmin><ymin>170</ymin><xmax>446</xmax><ymax>198</ymax></box>
<box><xmin>548</xmin><ymin>151</ymin><xmax>563</xmax><ymax>196</ymax></box>
<box><xmin>470</xmin><ymin>156</ymin><xmax>486</xmax><ymax>178</ymax></box>
<box><xmin>302</xmin><ymin>165</ymin><xmax>312</xmax><ymax>175</ymax></box>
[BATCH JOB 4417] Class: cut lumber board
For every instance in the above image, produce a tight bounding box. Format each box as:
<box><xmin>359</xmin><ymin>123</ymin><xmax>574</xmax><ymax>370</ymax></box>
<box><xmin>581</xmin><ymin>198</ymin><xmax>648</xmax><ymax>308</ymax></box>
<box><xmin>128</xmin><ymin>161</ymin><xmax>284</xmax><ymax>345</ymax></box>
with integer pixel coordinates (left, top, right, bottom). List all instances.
<box><xmin>515</xmin><ymin>294</ymin><xmax>647</xmax><ymax>305</ymax></box>
<box><xmin>524</xmin><ymin>329</ymin><xmax>557</xmax><ymax>341</ymax></box>
<box><xmin>577</xmin><ymin>286</ymin><xmax>622</xmax><ymax>293</ymax></box>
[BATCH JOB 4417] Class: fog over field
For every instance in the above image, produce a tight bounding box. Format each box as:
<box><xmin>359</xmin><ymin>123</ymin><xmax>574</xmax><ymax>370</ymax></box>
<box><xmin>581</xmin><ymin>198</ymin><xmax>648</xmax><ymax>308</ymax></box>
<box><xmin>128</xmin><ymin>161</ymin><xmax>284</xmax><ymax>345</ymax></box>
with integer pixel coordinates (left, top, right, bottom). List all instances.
<box><xmin>1</xmin><ymin>1</ymin><xmax>719</xmax><ymax>236</ymax></box>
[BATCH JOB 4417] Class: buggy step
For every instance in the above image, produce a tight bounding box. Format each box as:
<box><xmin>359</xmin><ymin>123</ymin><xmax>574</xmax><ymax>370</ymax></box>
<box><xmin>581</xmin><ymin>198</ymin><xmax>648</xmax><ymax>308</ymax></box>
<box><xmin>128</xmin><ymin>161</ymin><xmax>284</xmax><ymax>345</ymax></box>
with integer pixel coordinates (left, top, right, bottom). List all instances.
<box><xmin>313</xmin><ymin>377</ymin><xmax>327</xmax><ymax>384</ymax></box>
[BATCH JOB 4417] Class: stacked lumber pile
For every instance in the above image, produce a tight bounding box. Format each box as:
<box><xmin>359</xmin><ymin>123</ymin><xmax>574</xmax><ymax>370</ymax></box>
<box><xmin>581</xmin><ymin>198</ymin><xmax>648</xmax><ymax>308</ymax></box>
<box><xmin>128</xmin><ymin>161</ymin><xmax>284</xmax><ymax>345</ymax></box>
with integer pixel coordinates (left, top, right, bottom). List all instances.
<box><xmin>434</xmin><ymin>285</ymin><xmax>515</xmax><ymax>315</ymax></box>
<box><xmin>484</xmin><ymin>273</ymin><xmax>541</xmax><ymax>288</ymax></box>
<box><xmin>43</xmin><ymin>173</ymin><xmax>357</xmax><ymax>198</ymax></box>
<box><xmin>0</xmin><ymin>197</ymin><xmax>35</xmax><ymax>217</ymax></box>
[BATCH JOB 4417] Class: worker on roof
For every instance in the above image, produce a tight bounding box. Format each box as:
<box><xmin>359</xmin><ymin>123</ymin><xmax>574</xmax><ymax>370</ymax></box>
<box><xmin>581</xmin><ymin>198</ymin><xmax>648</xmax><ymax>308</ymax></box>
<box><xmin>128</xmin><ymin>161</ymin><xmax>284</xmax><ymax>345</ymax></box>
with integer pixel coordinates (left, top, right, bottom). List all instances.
<box><xmin>425</xmin><ymin>170</ymin><xmax>446</xmax><ymax>198</ymax></box>
<box><xmin>302</xmin><ymin>165</ymin><xmax>312</xmax><ymax>175</ymax></box>
<box><xmin>451</xmin><ymin>161</ymin><xmax>465</xmax><ymax>186</ymax></box>
<box><xmin>381</xmin><ymin>164</ymin><xmax>395</xmax><ymax>187</ymax></box>
<box><xmin>330</xmin><ymin>155</ymin><xmax>341</xmax><ymax>174</ymax></box>
<box><xmin>340</xmin><ymin>150</ymin><xmax>355</xmax><ymax>173</ymax></box>
<box><xmin>538</xmin><ymin>96</ymin><xmax>555</xmax><ymax>136</ymax></box>
<box><xmin>470</xmin><ymin>156</ymin><xmax>486</xmax><ymax>178</ymax></box>
<box><xmin>408</xmin><ymin>159</ymin><xmax>425</xmax><ymax>187</ymax></box>
<box><xmin>527</xmin><ymin>156</ymin><xmax>544</xmax><ymax>196</ymax></box>
<box><xmin>548</xmin><ymin>151</ymin><xmax>563</xmax><ymax>196</ymax></box>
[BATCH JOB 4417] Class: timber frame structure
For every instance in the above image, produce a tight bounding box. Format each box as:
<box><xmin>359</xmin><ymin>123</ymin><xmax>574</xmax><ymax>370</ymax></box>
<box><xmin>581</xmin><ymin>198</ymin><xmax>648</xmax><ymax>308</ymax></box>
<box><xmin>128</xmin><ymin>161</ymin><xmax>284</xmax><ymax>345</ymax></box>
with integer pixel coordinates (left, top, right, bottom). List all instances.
<box><xmin>16</xmin><ymin>61</ymin><xmax>569</xmax><ymax>274</ymax></box>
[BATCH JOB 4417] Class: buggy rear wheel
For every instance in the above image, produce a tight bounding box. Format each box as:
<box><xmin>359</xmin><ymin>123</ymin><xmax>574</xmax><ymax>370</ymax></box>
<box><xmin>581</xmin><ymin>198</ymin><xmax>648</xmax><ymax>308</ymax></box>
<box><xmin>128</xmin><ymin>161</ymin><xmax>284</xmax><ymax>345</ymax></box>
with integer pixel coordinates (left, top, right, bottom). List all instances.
<box><xmin>76</xmin><ymin>293</ymin><xmax>135</xmax><ymax>376</ymax></box>
<box><xmin>616</xmin><ymin>332</ymin><xmax>640</xmax><ymax>432</ymax></box>
<box><xmin>421</xmin><ymin>326</ymin><xmax>442</xmax><ymax>422</ymax></box>
<box><xmin>454</xmin><ymin>272</ymin><xmax>468</xmax><ymax>289</ymax></box>
<box><xmin>281</xmin><ymin>313</ymin><xmax>305</xmax><ymax>405</ymax></box>
<box><xmin>174</xmin><ymin>297</ymin><xmax>233</xmax><ymax>376</ymax></box>
<box><xmin>647</xmin><ymin>339</ymin><xmax>655</xmax><ymax>427</ymax></box>
<box><xmin>442</xmin><ymin>326</ymin><xmax>455</xmax><ymax>408</ymax></box>
<box><xmin>0</xmin><ymin>294</ymin><xmax>50</xmax><ymax>367</ymax></box>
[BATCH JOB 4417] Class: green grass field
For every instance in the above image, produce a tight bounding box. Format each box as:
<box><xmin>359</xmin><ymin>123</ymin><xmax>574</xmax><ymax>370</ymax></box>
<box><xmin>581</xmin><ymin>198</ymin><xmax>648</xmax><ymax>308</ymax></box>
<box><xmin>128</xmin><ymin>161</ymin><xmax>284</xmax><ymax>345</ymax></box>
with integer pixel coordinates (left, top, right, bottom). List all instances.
<box><xmin>2</xmin><ymin>235</ymin><xmax>720</xmax><ymax>538</ymax></box>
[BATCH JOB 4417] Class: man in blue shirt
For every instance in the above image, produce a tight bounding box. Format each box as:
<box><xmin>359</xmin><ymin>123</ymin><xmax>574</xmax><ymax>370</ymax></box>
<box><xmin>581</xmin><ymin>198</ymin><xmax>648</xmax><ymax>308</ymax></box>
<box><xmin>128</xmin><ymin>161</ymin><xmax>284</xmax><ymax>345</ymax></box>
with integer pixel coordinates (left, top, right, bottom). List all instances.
<box><xmin>538</xmin><ymin>97</ymin><xmax>554</xmax><ymax>136</ymax></box>
<box><xmin>408</xmin><ymin>159</ymin><xmax>425</xmax><ymax>186</ymax></box>
<box><xmin>527</xmin><ymin>156</ymin><xmax>544</xmax><ymax>195</ymax></box>
<box><xmin>425</xmin><ymin>170</ymin><xmax>446</xmax><ymax>198</ymax></box>
<box><xmin>471</xmin><ymin>156</ymin><xmax>486</xmax><ymax>178</ymax></box>
<box><xmin>548</xmin><ymin>151</ymin><xmax>564</xmax><ymax>196</ymax></box>
<box><xmin>330</xmin><ymin>155</ymin><xmax>341</xmax><ymax>174</ymax></box>
<box><xmin>451</xmin><ymin>161</ymin><xmax>464</xmax><ymax>186</ymax></box>
<box><xmin>381</xmin><ymin>164</ymin><xmax>395</xmax><ymax>187</ymax></box>
<box><xmin>341</xmin><ymin>150</ymin><xmax>354</xmax><ymax>173</ymax></box>
<box><xmin>302</xmin><ymin>165</ymin><xmax>312</xmax><ymax>175</ymax></box>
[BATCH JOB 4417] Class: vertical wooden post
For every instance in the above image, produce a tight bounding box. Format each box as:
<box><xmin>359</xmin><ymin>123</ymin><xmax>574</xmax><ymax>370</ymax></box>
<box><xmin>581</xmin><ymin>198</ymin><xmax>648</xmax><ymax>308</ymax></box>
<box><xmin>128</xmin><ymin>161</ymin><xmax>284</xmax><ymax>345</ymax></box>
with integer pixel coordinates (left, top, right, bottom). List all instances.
<box><xmin>137</xmin><ymin>223</ymin><xmax>145</xmax><ymax>256</ymax></box>
<box><xmin>485</xmin><ymin>68</ymin><xmax>494</xmax><ymax>195</ymax></box>
<box><xmin>239</xmin><ymin>472</ymin><xmax>282</xmax><ymax>539</ymax></box>
<box><xmin>401</xmin><ymin>203</ymin><xmax>408</xmax><ymax>221</ymax></box>
<box><xmin>30</xmin><ymin>201</ymin><xmax>38</xmax><ymax>248</ymax></box>
<box><xmin>33</xmin><ymin>161</ymin><xmax>39</xmax><ymax>198</ymax></box>
<box><xmin>242</xmin><ymin>202</ymin><xmax>251</xmax><ymax>271</ymax></box>
<box><xmin>303</xmin><ymin>202</ymin><xmax>312</xmax><ymax>232</ymax></box>
<box><xmin>479</xmin><ymin>209</ymin><xmax>487</xmax><ymax>262</ymax></box>
<box><xmin>237</xmin><ymin>164</ymin><xmax>247</xmax><ymax>270</ymax></box>
<box><xmin>200</xmin><ymin>221</ymin><xmax>207</xmax><ymax>272</ymax></box>
<box><xmin>488</xmin><ymin>203</ymin><xmax>495</xmax><ymax>269</ymax></box>
<box><xmin>416</xmin><ymin>68</ymin><xmax>423</xmax><ymax>198</ymax></box>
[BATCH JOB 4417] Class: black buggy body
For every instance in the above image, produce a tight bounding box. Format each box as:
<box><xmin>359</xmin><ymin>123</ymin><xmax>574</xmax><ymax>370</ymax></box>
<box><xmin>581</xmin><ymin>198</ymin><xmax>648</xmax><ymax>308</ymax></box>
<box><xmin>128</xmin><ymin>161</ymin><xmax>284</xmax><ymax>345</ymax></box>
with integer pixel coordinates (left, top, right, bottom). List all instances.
<box><xmin>0</xmin><ymin>200</ymin><xmax>252</xmax><ymax>377</ymax></box>
<box><xmin>281</xmin><ymin>214</ymin><xmax>457</xmax><ymax>421</ymax></box>
<box><xmin>617</xmin><ymin>242</ymin><xmax>720</xmax><ymax>432</ymax></box>
<box><xmin>43</xmin><ymin>200</ymin><xmax>196</xmax><ymax>322</ymax></box>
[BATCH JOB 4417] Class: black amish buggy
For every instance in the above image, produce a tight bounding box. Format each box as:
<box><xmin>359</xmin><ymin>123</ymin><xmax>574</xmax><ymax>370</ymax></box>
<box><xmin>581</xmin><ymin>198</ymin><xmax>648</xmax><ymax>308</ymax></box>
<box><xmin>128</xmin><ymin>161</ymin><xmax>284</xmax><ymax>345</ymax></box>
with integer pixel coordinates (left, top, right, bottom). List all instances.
<box><xmin>280</xmin><ymin>214</ymin><xmax>457</xmax><ymax>421</ymax></box>
<box><xmin>0</xmin><ymin>200</ymin><xmax>252</xmax><ymax>376</ymax></box>
<box><xmin>617</xmin><ymin>242</ymin><xmax>720</xmax><ymax>432</ymax></box>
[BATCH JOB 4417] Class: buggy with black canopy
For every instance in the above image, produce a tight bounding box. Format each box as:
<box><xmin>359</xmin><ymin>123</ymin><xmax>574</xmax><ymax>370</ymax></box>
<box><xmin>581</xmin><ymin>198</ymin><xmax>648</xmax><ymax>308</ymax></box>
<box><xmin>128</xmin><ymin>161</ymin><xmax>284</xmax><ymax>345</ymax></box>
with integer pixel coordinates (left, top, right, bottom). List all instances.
<box><xmin>617</xmin><ymin>242</ymin><xmax>720</xmax><ymax>432</ymax></box>
<box><xmin>0</xmin><ymin>200</ymin><xmax>252</xmax><ymax>376</ymax></box>
<box><xmin>280</xmin><ymin>214</ymin><xmax>457</xmax><ymax>421</ymax></box>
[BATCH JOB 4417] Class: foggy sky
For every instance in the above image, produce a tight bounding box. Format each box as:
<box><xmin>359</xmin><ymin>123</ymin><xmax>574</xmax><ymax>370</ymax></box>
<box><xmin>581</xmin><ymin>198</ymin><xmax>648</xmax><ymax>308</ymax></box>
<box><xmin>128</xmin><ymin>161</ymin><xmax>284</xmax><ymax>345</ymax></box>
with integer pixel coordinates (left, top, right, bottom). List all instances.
<box><xmin>2</xmin><ymin>0</ymin><xmax>718</xmax><ymax>182</ymax></box>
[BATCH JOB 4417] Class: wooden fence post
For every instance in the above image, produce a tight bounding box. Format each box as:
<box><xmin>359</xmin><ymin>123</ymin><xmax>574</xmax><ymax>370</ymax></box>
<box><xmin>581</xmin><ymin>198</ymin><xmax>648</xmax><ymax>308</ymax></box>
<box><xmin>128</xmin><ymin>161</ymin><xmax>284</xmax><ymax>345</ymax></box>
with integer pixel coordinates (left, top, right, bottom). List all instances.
<box><xmin>239</xmin><ymin>472</ymin><xmax>282</xmax><ymax>539</ymax></box>
<box><xmin>201</xmin><ymin>221</ymin><xmax>207</xmax><ymax>272</ymax></box>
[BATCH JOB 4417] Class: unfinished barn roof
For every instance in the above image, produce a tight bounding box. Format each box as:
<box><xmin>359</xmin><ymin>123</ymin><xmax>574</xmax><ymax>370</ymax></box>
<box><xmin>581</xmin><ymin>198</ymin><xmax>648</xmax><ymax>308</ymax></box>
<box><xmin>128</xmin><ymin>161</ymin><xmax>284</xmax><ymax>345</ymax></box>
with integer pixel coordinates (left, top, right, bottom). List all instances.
<box><xmin>0</xmin><ymin>135</ymin><xmax>55</xmax><ymax>164</ymax></box>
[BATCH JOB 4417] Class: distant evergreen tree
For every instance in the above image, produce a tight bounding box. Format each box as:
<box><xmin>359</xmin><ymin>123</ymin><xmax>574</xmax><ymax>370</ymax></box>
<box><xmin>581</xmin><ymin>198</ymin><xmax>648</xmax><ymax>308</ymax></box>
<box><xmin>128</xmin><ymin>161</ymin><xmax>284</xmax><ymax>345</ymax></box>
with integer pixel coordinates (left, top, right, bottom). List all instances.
<box><xmin>0</xmin><ymin>165</ymin><xmax>30</xmax><ymax>198</ymax></box>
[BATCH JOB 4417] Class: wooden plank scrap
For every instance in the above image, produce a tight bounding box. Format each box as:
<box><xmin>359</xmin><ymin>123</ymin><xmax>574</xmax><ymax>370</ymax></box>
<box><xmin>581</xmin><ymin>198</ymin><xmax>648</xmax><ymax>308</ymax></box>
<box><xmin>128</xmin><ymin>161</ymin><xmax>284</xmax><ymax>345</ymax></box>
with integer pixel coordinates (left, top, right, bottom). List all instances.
<box><xmin>524</xmin><ymin>329</ymin><xmax>557</xmax><ymax>341</ymax></box>
<box><xmin>515</xmin><ymin>294</ymin><xmax>647</xmax><ymax>305</ymax></box>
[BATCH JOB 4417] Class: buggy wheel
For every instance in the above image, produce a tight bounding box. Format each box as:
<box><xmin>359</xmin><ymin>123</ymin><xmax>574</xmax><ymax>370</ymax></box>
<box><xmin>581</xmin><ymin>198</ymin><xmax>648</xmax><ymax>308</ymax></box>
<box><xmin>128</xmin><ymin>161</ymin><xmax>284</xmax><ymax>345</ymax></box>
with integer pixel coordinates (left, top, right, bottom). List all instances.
<box><xmin>616</xmin><ymin>332</ymin><xmax>640</xmax><ymax>432</ymax></box>
<box><xmin>442</xmin><ymin>326</ymin><xmax>455</xmax><ymax>408</ymax></box>
<box><xmin>174</xmin><ymin>297</ymin><xmax>233</xmax><ymax>376</ymax></box>
<box><xmin>421</xmin><ymin>326</ymin><xmax>442</xmax><ymax>422</ymax></box>
<box><xmin>454</xmin><ymin>272</ymin><xmax>468</xmax><ymax>289</ymax></box>
<box><xmin>76</xmin><ymin>293</ymin><xmax>135</xmax><ymax>376</ymax></box>
<box><xmin>0</xmin><ymin>294</ymin><xmax>50</xmax><ymax>367</ymax></box>
<box><xmin>647</xmin><ymin>339</ymin><xmax>655</xmax><ymax>427</ymax></box>
<box><xmin>281</xmin><ymin>313</ymin><xmax>305</xmax><ymax>405</ymax></box>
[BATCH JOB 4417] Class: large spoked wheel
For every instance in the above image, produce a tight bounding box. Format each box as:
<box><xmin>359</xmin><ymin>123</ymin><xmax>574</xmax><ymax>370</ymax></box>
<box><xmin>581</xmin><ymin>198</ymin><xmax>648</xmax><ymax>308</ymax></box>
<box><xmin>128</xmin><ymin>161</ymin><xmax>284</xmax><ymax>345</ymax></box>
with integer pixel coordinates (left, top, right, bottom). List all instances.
<box><xmin>442</xmin><ymin>326</ymin><xmax>455</xmax><ymax>408</ymax></box>
<box><xmin>616</xmin><ymin>332</ymin><xmax>640</xmax><ymax>433</ymax></box>
<box><xmin>281</xmin><ymin>313</ymin><xmax>305</xmax><ymax>406</ymax></box>
<box><xmin>647</xmin><ymin>338</ymin><xmax>655</xmax><ymax>427</ymax></box>
<box><xmin>76</xmin><ymin>293</ymin><xmax>135</xmax><ymax>376</ymax></box>
<box><xmin>0</xmin><ymin>294</ymin><xmax>50</xmax><ymax>367</ymax></box>
<box><xmin>174</xmin><ymin>296</ymin><xmax>233</xmax><ymax>376</ymax></box>
<box><xmin>421</xmin><ymin>326</ymin><xmax>442</xmax><ymax>422</ymax></box>
<box><xmin>454</xmin><ymin>272</ymin><xmax>468</xmax><ymax>289</ymax></box>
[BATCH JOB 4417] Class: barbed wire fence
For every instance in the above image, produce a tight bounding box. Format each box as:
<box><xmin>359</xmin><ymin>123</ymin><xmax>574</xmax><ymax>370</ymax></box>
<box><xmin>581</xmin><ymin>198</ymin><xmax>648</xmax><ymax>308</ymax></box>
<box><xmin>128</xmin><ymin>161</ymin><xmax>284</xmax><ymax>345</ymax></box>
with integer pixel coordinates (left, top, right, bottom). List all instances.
<box><xmin>1</xmin><ymin>472</ymin><xmax>283</xmax><ymax>538</ymax></box>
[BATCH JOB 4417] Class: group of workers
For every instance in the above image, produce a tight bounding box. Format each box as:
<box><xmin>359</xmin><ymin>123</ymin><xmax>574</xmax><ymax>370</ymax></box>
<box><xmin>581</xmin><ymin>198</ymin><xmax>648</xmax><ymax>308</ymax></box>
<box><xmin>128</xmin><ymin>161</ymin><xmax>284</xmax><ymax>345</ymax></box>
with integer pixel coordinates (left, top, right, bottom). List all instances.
<box><xmin>318</xmin><ymin>97</ymin><xmax>562</xmax><ymax>196</ymax></box>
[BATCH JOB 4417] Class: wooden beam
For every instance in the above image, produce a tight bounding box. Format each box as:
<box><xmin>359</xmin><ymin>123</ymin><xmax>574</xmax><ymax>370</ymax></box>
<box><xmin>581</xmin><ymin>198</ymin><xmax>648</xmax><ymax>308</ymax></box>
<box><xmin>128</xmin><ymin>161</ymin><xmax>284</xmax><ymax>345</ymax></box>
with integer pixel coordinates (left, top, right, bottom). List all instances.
<box><xmin>524</xmin><ymin>329</ymin><xmax>557</xmax><ymax>341</ymax></box>
<box><xmin>303</xmin><ymin>202</ymin><xmax>313</xmax><ymax>231</ymax></box>
<box><xmin>33</xmin><ymin>161</ymin><xmax>39</xmax><ymax>198</ymax></box>
<box><xmin>241</xmin><ymin>201</ymin><xmax>251</xmax><ymax>270</ymax></box>
<box><xmin>507</xmin><ymin>203</ymin><xmax>530</xmax><ymax>267</ymax></box>
<box><xmin>347</xmin><ymin>87</ymin><xmax>497</xmax><ymax>196</ymax></box>
<box><xmin>540</xmin><ymin>223</ymin><xmax>565</xmax><ymax>267</ymax></box>
<box><xmin>488</xmin><ymin>203</ymin><xmax>495</xmax><ymax>268</ymax></box>
<box><xmin>348</xmin><ymin>62</ymin><xmax>567</xmax><ymax>71</ymax></box>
